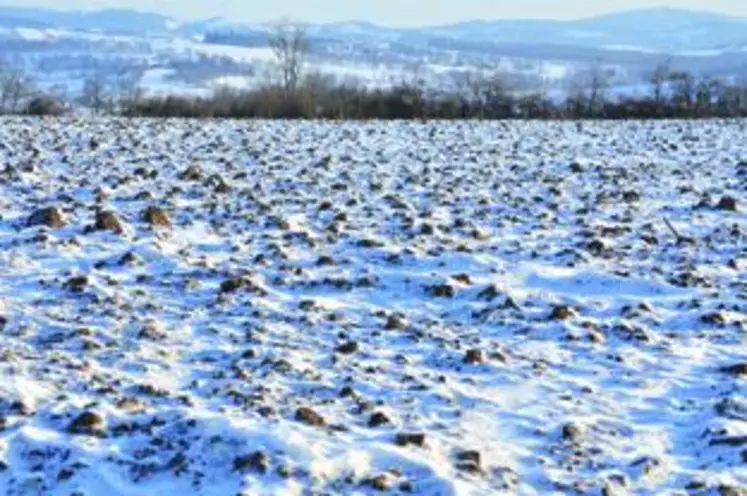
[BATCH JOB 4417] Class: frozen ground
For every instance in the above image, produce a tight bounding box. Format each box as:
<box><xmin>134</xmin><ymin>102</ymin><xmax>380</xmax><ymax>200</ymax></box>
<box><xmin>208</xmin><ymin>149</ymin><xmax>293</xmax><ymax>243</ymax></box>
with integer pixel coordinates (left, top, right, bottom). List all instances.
<box><xmin>0</xmin><ymin>118</ymin><xmax>745</xmax><ymax>496</ymax></box>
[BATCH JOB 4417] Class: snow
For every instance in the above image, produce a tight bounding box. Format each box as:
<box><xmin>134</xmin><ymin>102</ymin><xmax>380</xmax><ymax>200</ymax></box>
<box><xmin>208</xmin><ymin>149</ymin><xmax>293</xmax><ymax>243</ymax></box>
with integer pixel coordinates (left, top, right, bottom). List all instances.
<box><xmin>161</xmin><ymin>39</ymin><xmax>276</xmax><ymax>63</ymax></box>
<box><xmin>602</xmin><ymin>44</ymin><xmax>661</xmax><ymax>54</ymax></box>
<box><xmin>14</xmin><ymin>28</ymin><xmax>53</xmax><ymax>41</ymax></box>
<box><xmin>0</xmin><ymin>117</ymin><xmax>744</xmax><ymax>495</ymax></box>
<box><xmin>139</xmin><ymin>68</ymin><xmax>204</xmax><ymax>97</ymax></box>
<box><xmin>565</xmin><ymin>30</ymin><xmax>604</xmax><ymax>39</ymax></box>
<box><xmin>678</xmin><ymin>49</ymin><xmax>727</xmax><ymax>57</ymax></box>
<box><xmin>314</xmin><ymin>62</ymin><xmax>402</xmax><ymax>86</ymax></box>
<box><xmin>535</xmin><ymin>62</ymin><xmax>573</xmax><ymax>80</ymax></box>
<box><xmin>209</xmin><ymin>76</ymin><xmax>252</xmax><ymax>90</ymax></box>
<box><xmin>140</xmin><ymin>68</ymin><xmax>177</xmax><ymax>88</ymax></box>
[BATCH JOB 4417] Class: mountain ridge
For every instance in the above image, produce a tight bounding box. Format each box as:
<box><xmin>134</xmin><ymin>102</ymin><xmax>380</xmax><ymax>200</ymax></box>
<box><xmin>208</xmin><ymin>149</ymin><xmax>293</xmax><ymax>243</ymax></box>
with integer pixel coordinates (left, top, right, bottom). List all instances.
<box><xmin>0</xmin><ymin>5</ymin><xmax>745</xmax><ymax>48</ymax></box>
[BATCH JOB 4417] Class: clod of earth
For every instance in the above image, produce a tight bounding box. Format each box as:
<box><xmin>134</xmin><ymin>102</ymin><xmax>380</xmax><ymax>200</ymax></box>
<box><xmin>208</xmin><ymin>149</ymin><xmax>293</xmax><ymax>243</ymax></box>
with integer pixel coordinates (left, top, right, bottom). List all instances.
<box><xmin>702</xmin><ymin>312</ymin><xmax>728</xmax><ymax>325</ymax></box>
<box><xmin>64</xmin><ymin>276</ymin><xmax>89</xmax><ymax>293</ymax></box>
<box><xmin>429</xmin><ymin>283</ymin><xmax>456</xmax><ymax>298</ymax></box>
<box><xmin>119</xmin><ymin>251</ymin><xmax>141</xmax><ymax>266</ymax></box>
<box><xmin>370</xmin><ymin>474</ymin><xmax>393</xmax><ymax>491</ymax></box>
<box><xmin>477</xmin><ymin>284</ymin><xmax>501</xmax><ymax>301</ymax></box>
<box><xmin>551</xmin><ymin>305</ymin><xmax>575</xmax><ymax>321</ymax></box>
<box><xmin>27</xmin><ymin>206</ymin><xmax>67</xmax><ymax>228</ymax></box>
<box><xmin>457</xmin><ymin>450</ymin><xmax>481</xmax><ymax>466</ymax></box>
<box><xmin>220</xmin><ymin>278</ymin><xmax>246</xmax><ymax>294</ymax></box>
<box><xmin>233</xmin><ymin>451</ymin><xmax>270</xmax><ymax>474</ymax></box>
<box><xmin>142</xmin><ymin>206</ymin><xmax>171</xmax><ymax>228</ymax></box>
<box><xmin>179</xmin><ymin>165</ymin><xmax>203</xmax><ymax>181</ymax></box>
<box><xmin>451</xmin><ymin>273</ymin><xmax>472</xmax><ymax>285</ymax></box>
<box><xmin>335</xmin><ymin>341</ymin><xmax>359</xmax><ymax>354</ymax></box>
<box><xmin>395</xmin><ymin>433</ymin><xmax>426</xmax><ymax>448</ymax></box>
<box><xmin>368</xmin><ymin>412</ymin><xmax>392</xmax><ymax>428</ymax></box>
<box><xmin>116</xmin><ymin>397</ymin><xmax>146</xmax><ymax>413</ymax></box>
<box><xmin>717</xmin><ymin>196</ymin><xmax>738</xmax><ymax>212</ymax></box>
<box><xmin>10</xmin><ymin>400</ymin><xmax>33</xmax><ymax>416</ymax></box>
<box><xmin>384</xmin><ymin>315</ymin><xmax>407</xmax><ymax>330</ymax></box>
<box><xmin>316</xmin><ymin>255</ymin><xmax>335</xmax><ymax>266</ymax></box>
<box><xmin>586</xmin><ymin>239</ymin><xmax>608</xmax><ymax>255</ymax></box>
<box><xmin>709</xmin><ymin>436</ymin><xmax>747</xmax><ymax>447</ymax></box>
<box><xmin>339</xmin><ymin>386</ymin><xmax>356</xmax><ymax>398</ymax></box>
<box><xmin>562</xmin><ymin>422</ymin><xmax>583</xmax><ymax>441</ymax></box>
<box><xmin>67</xmin><ymin>411</ymin><xmax>105</xmax><ymax>437</ymax></box>
<box><xmin>721</xmin><ymin>363</ymin><xmax>747</xmax><ymax>377</ymax></box>
<box><xmin>463</xmin><ymin>349</ymin><xmax>486</xmax><ymax>364</ymax></box>
<box><xmin>211</xmin><ymin>175</ymin><xmax>231</xmax><ymax>194</ymax></box>
<box><xmin>296</xmin><ymin>407</ymin><xmax>327</xmax><ymax>427</ymax></box>
<box><xmin>94</xmin><ymin>210</ymin><xmax>125</xmax><ymax>235</ymax></box>
<box><xmin>137</xmin><ymin>322</ymin><xmax>167</xmax><ymax>341</ymax></box>
<box><xmin>717</xmin><ymin>483</ymin><xmax>747</xmax><ymax>496</ymax></box>
<box><xmin>420</xmin><ymin>223</ymin><xmax>435</xmax><ymax>235</ymax></box>
<box><xmin>456</xmin><ymin>450</ymin><xmax>483</xmax><ymax>474</ymax></box>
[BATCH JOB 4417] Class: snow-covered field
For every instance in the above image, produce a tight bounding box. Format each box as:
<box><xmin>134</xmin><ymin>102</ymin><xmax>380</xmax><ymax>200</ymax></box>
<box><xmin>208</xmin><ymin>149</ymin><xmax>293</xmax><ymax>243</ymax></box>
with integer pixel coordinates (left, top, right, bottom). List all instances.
<box><xmin>0</xmin><ymin>118</ymin><xmax>745</xmax><ymax>496</ymax></box>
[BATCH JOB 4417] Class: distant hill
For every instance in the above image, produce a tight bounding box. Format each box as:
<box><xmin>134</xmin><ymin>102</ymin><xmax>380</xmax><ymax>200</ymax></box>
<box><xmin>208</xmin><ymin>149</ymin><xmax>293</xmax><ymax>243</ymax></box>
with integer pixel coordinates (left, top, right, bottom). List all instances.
<box><xmin>0</xmin><ymin>6</ymin><xmax>745</xmax><ymax>52</ymax></box>
<box><xmin>427</xmin><ymin>7</ymin><xmax>747</xmax><ymax>52</ymax></box>
<box><xmin>0</xmin><ymin>5</ymin><xmax>745</xmax><ymax>98</ymax></box>
<box><xmin>184</xmin><ymin>6</ymin><xmax>747</xmax><ymax>54</ymax></box>
<box><xmin>0</xmin><ymin>7</ymin><xmax>178</xmax><ymax>35</ymax></box>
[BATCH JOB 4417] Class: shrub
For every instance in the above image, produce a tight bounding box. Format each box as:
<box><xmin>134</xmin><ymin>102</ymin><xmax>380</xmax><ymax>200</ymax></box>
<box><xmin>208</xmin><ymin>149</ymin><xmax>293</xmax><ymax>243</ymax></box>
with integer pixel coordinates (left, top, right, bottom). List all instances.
<box><xmin>24</xmin><ymin>94</ymin><xmax>67</xmax><ymax>116</ymax></box>
<box><xmin>116</xmin><ymin>73</ymin><xmax>747</xmax><ymax>121</ymax></box>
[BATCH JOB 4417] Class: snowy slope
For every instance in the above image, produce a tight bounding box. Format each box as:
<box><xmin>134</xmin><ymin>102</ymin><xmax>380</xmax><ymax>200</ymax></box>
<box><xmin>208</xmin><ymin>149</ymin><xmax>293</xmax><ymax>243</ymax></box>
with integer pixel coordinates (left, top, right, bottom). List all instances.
<box><xmin>0</xmin><ymin>118</ymin><xmax>744</xmax><ymax>495</ymax></box>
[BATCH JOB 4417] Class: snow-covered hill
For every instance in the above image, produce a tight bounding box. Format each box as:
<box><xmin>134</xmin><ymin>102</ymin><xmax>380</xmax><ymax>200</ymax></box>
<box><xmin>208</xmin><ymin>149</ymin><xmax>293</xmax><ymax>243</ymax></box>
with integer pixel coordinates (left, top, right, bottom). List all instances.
<box><xmin>429</xmin><ymin>7</ymin><xmax>747</xmax><ymax>53</ymax></box>
<box><xmin>0</xmin><ymin>7</ymin><xmax>178</xmax><ymax>35</ymax></box>
<box><xmin>0</xmin><ymin>6</ymin><xmax>746</xmax><ymax>97</ymax></box>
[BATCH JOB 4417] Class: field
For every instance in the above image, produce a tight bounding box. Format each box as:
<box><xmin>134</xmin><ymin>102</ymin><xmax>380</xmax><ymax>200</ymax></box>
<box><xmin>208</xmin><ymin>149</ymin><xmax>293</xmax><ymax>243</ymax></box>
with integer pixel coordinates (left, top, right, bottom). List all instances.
<box><xmin>0</xmin><ymin>117</ymin><xmax>744</xmax><ymax>495</ymax></box>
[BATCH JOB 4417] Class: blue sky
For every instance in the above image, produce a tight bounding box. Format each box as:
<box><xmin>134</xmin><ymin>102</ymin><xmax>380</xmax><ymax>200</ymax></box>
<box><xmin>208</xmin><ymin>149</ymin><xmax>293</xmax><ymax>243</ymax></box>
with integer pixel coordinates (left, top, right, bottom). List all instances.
<box><xmin>1</xmin><ymin>0</ymin><xmax>745</xmax><ymax>25</ymax></box>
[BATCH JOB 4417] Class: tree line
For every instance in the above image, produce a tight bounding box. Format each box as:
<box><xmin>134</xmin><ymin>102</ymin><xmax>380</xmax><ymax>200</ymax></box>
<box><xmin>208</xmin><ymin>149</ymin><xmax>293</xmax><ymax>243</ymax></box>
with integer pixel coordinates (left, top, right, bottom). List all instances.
<box><xmin>0</xmin><ymin>61</ymin><xmax>145</xmax><ymax>116</ymax></box>
<box><xmin>3</xmin><ymin>23</ymin><xmax>747</xmax><ymax>120</ymax></box>
<box><xmin>119</xmin><ymin>65</ymin><xmax>747</xmax><ymax>120</ymax></box>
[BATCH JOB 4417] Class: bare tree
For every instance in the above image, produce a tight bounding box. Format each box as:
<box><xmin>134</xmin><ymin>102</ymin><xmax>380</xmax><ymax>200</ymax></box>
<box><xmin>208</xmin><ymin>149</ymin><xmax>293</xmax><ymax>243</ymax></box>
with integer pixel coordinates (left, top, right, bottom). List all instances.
<box><xmin>80</xmin><ymin>74</ymin><xmax>112</xmax><ymax>115</ymax></box>
<box><xmin>0</xmin><ymin>64</ymin><xmax>34</xmax><ymax>114</ymax></box>
<box><xmin>695</xmin><ymin>77</ymin><xmax>723</xmax><ymax>117</ymax></box>
<box><xmin>650</xmin><ymin>59</ymin><xmax>671</xmax><ymax>108</ymax></box>
<box><xmin>269</xmin><ymin>21</ymin><xmax>309</xmax><ymax>93</ymax></box>
<box><xmin>564</xmin><ymin>60</ymin><xmax>611</xmax><ymax>118</ymax></box>
<box><xmin>453</xmin><ymin>70</ymin><xmax>511</xmax><ymax>119</ymax></box>
<box><xmin>114</xmin><ymin>65</ymin><xmax>145</xmax><ymax>113</ymax></box>
<box><xmin>565</xmin><ymin>72</ymin><xmax>589</xmax><ymax>118</ymax></box>
<box><xmin>586</xmin><ymin>59</ymin><xmax>610</xmax><ymax>117</ymax></box>
<box><xmin>386</xmin><ymin>62</ymin><xmax>430</xmax><ymax>120</ymax></box>
<box><xmin>717</xmin><ymin>84</ymin><xmax>747</xmax><ymax>116</ymax></box>
<box><xmin>298</xmin><ymin>71</ymin><xmax>338</xmax><ymax>117</ymax></box>
<box><xmin>669</xmin><ymin>71</ymin><xmax>696</xmax><ymax>111</ymax></box>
